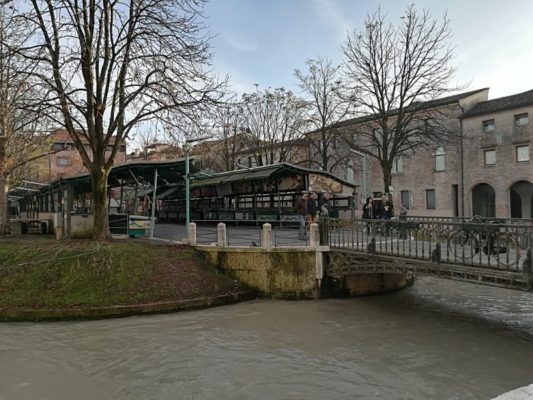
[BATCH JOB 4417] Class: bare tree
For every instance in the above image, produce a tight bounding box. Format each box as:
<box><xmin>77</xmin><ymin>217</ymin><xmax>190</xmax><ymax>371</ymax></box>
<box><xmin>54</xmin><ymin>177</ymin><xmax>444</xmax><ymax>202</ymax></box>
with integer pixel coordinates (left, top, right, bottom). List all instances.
<box><xmin>240</xmin><ymin>87</ymin><xmax>309</xmax><ymax>167</ymax></box>
<box><xmin>0</xmin><ymin>2</ymin><xmax>50</xmax><ymax>234</ymax></box>
<box><xmin>207</xmin><ymin>97</ymin><xmax>247</xmax><ymax>172</ymax></box>
<box><xmin>295</xmin><ymin>57</ymin><xmax>355</xmax><ymax>172</ymax></box>
<box><xmin>343</xmin><ymin>5</ymin><xmax>460</xmax><ymax>196</ymax></box>
<box><xmin>14</xmin><ymin>0</ymin><xmax>222</xmax><ymax>239</ymax></box>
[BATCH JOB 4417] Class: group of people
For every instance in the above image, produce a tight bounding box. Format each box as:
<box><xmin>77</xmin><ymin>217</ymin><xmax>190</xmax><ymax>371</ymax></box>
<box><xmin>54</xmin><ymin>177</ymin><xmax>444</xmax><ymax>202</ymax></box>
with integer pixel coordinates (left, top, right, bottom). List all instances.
<box><xmin>362</xmin><ymin>194</ymin><xmax>395</xmax><ymax>221</ymax></box>
<box><xmin>295</xmin><ymin>192</ymin><xmax>330</xmax><ymax>240</ymax></box>
<box><xmin>362</xmin><ymin>194</ymin><xmax>408</xmax><ymax>235</ymax></box>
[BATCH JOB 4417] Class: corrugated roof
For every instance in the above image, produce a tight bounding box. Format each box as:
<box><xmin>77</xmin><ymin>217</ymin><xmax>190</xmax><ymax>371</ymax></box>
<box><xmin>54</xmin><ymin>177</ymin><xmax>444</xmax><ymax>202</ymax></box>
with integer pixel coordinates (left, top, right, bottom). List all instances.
<box><xmin>461</xmin><ymin>89</ymin><xmax>533</xmax><ymax>118</ymax></box>
<box><xmin>189</xmin><ymin>163</ymin><xmax>356</xmax><ymax>188</ymax></box>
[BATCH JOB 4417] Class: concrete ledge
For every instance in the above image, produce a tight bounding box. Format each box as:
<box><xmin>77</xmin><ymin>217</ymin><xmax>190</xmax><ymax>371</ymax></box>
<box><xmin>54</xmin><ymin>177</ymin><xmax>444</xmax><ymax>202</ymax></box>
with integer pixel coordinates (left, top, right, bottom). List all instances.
<box><xmin>196</xmin><ymin>245</ymin><xmax>330</xmax><ymax>252</ymax></box>
<box><xmin>196</xmin><ymin>245</ymin><xmax>324</xmax><ymax>299</ymax></box>
<box><xmin>0</xmin><ymin>290</ymin><xmax>257</xmax><ymax>322</ymax></box>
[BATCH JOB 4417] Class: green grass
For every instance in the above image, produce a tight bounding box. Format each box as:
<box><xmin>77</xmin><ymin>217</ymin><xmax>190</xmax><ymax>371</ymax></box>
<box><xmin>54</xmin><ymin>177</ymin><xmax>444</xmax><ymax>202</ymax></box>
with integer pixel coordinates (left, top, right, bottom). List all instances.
<box><xmin>0</xmin><ymin>239</ymin><xmax>243</xmax><ymax>309</ymax></box>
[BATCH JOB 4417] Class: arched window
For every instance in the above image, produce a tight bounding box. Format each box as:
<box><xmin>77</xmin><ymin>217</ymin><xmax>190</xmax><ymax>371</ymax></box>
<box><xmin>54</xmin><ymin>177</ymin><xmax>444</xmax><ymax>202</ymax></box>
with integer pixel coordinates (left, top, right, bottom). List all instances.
<box><xmin>434</xmin><ymin>146</ymin><xmax>445</xmax><ymax>172</ymax></box>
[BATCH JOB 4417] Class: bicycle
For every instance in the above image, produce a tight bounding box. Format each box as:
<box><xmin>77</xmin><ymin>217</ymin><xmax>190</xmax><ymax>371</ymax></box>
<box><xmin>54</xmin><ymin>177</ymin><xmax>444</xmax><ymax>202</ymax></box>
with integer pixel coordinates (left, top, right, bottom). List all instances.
<box><xmin>447</xmin><ymin>216</ymin><xmax>521</xmax><ymax>269</ymax></box>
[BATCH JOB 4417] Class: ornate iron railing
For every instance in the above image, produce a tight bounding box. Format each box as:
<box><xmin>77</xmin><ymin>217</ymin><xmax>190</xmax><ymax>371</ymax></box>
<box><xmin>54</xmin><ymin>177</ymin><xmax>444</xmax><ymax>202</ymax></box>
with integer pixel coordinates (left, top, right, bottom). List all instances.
<box><xmin>324</xmin><ymin>217</ymin><xmax>532</xmax><ymax>273</ymax></box>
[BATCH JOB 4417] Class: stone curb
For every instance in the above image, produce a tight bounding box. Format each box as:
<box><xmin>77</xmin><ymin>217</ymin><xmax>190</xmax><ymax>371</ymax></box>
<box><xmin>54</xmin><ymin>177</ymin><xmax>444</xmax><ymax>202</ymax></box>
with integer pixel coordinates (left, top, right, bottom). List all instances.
<box><xmin>0</xmin><ymin>290</ymin><xmax>257</xmax><ymax>322</ymax></box>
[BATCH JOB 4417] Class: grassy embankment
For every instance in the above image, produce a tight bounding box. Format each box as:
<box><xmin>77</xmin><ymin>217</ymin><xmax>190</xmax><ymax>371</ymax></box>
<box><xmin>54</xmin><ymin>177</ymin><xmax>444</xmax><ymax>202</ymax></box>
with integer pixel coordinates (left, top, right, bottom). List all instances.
<box><xmin>0</xmin><ymin>237</ymin><xmax>247</xmax><ymax>312</ymax></box>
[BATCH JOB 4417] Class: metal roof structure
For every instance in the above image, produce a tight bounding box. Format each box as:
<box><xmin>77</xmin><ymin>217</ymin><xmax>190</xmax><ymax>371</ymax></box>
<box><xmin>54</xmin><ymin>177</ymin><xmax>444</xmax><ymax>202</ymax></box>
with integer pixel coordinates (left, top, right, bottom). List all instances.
<box><xmin>190</xmin><ymin>163</ymin><xmax>356</xmax><ymax>189</ymax></box>
<box><xmin>50</xmin><ymin>159</ymin><xmax>193</xmax><ymax>191</ymax></box>
<box><xmin>9</xmin><ymin>159</ymin><xmax>195</xmax><ymax>199</ymax></box>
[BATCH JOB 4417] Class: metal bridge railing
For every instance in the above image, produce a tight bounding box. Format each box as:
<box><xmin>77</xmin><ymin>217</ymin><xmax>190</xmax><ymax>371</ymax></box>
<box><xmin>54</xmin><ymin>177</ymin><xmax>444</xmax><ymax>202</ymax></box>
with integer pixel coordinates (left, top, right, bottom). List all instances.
<box><xmin>226</xmin><ymin>226</ymin><xmax>263</xmax><ymax>247</ymax></box>
<box><xmin>325</xmin><ymin>217</ymin><xmax>532</xmax><ymax>272</ymax></box>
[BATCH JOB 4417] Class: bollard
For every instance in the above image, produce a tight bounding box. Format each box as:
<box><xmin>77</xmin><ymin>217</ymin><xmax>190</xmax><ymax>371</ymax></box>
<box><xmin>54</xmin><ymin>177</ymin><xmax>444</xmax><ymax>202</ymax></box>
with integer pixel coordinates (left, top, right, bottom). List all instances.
<box><xmin>262</xmin><ymin>223</ymin><xmax>272</xmax><ymax>248</ymax></box>
<box><xmin>217</xmin><ymin>222</ymin><xmax>227</xmax><ymax>247</ymax></box>
<box><xmin>188</xmin><ymin>222</ymin><xmax>197</xmax><ymax>245</ymax></box>
<box><xmin>310</xmin><ymin>223</ymin><xmax>320</xmax><ymax>247</ymax></box>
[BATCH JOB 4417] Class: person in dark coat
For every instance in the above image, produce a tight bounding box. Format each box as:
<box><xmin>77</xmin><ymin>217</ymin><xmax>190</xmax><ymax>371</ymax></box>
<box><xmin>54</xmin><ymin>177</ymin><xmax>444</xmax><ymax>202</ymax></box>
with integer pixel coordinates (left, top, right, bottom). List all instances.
<box><xmin>362</xmin><ymin>196</ymin><xmax>374</xmax><ymax>234</ymax></box>
<box><xmin>306</xmin><ymin>192</ymin><xmax>318</xmax><ymax>230</ymax></box>
<box><xmin>295</xmin><ymin>193</ymin><xmax>308</xmax><ymax>240</ymax></box>
<box><xmin>362</xmin><ymin>196</ymin><xmax>374</xmax><ymax>219</ymax></box>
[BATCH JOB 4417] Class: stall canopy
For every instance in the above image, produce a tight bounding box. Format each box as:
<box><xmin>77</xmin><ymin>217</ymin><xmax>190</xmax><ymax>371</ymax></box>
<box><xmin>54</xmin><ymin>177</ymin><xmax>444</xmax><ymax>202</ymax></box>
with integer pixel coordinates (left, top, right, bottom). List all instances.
<box><xmin>53</xmin><ymin>159</ymin><xmax>192</xmax><ymax>192</ymax></box>
<box><xmin>190</xmin><ymin>163</ymin><xmax>356</xmax><ymax>193</ymax></box>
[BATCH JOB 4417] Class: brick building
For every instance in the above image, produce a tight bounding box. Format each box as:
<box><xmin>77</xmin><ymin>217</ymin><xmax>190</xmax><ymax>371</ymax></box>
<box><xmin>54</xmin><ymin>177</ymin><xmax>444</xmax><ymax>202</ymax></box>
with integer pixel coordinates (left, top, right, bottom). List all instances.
<box><xmin>29</xmin><ymin>129</ymin><xmax>127</xmax><ymax>183</ymax></box>
<box><xmin>320</xmin><ymin>88</ymin><xmax>533</xmax><ymax>219</ymax></box>
<box><xmin>461</xmin><ymin>90</ymin><xmax>533</xmax><ymax>218</ymax></box>
<box><xmin>128</xmin><ymin>142</ymin><xmax>182</xmax><ymax>162</ymax></box>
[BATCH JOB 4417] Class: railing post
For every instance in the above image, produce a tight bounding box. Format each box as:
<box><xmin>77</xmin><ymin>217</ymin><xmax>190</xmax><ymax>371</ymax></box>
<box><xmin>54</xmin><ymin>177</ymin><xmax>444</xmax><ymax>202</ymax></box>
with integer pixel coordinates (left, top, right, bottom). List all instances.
<box><xmin>188</xmin><ymin>222</ymin><xmax>197</xmax><ymax>245</ymax></box>
<box><xmin>217</xmin><ymin>222</ymin><xmax>227</xmax><ymax>247</ymax></box>
<box><xmin>262</xmin><ymin>223</ymin><xmax>272</xmax><ymax>249</ymax></box>
<box><xmin>310</xmin><ymin>223</ymin><xmax>320</xmax><ymax>247</ymax></box>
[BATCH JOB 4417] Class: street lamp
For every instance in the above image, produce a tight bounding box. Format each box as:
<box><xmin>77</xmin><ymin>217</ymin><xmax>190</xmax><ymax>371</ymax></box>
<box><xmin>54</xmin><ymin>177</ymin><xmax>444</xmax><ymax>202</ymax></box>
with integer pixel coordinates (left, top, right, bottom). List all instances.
<box><xmin>349</xmin><ymin>148</ymin><xmax>368</xmax><ymax>202</ymax></box>
<box><xmin>185</xmin><ymin>135</ymin><xmax>213</xmax><ymax>235</ymax></box>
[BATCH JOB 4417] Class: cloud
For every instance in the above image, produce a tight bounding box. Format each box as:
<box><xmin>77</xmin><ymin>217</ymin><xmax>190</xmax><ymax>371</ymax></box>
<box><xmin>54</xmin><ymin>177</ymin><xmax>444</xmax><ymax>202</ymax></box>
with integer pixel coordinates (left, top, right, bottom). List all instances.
<box><xmin>311</xmin><ymin>0</ymin><xmax>355</xmax><ymax>41</ymax></box>
<box><xmin>222</xmin><ymin>30</ymin><xmax>258</xmax><ymax>52</ymax></box>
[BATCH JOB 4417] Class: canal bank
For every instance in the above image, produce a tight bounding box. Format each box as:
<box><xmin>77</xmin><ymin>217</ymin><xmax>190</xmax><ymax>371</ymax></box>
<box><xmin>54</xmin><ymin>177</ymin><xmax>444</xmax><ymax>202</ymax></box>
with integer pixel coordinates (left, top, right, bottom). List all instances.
<box><xmin>0</xmin><ymin>238</ymin><xmax>253</xmax><ymax>321</ymax></box>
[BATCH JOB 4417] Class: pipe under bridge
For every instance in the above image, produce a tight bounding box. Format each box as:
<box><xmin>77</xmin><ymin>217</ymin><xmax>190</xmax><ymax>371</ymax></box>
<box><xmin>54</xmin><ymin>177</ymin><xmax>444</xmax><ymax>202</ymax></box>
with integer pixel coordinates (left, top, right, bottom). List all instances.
<box><xmin>323</xmin><ymin>217</ymin><xmax>533</xmax><ymax>291</ymax></box>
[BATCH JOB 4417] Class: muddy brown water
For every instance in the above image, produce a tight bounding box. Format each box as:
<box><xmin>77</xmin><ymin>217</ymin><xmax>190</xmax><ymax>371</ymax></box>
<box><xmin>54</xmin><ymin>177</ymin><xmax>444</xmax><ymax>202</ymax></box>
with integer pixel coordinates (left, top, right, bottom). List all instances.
<box><xmin>1</xmin><ymin>277</ymin><xmax>533</xmax><ymax>400</ymax></box>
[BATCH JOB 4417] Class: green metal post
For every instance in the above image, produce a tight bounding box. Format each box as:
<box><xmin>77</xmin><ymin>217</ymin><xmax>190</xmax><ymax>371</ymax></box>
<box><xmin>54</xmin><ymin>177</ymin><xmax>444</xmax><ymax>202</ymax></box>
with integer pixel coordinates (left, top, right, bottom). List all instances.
<box><xmin>150</xmin><ymin>169</ymin><xmax>158</xmax><ymax>238</ymax></box>
<box><xmin>185</xmin><ymin>149</ymin><xmax>190</xmax><ymax>237</ymax></box>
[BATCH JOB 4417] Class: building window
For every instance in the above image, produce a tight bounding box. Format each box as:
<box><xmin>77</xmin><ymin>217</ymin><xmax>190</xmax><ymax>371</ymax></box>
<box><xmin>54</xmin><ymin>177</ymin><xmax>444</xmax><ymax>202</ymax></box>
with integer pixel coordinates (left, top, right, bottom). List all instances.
<box><xmin>426</xmin><ymin>189</ymin><xmax>436</xmax><ymax>209</ymax></box>
<box><xmin>424</xmin><ymin>118</ymin><xmax>435</xmax><ymax>133</ymax></box>
<box><xmin>52</xmin><ymin>142</ymin><xmax>66</xmax><ymax>151</ymax></box>
<box><xmin>392</xmin><ymin>157</ymin><xmax>403</xmax><ymax>174</ymax></box>
<box><xmin>515</xmin><ymin>113</ymin><xmax>528</xmax><ymax>127</ymax></box>
<box><xmin>400</xmin><ymin>190</ymin><xmax>410</xmax><ymax>209</ymax></box>
<box><xmin>516</xmin><ymin>145</ymin><xmax>530</xmax><ymax>162</ymax></box>
<box><xmin>434</xmin><ymin>146</ymin><xmax>445</xmax><ymax>171</ymax></box>
<box><xmin>482</xmin><ymin>119</ymin><xmax>495</xmax><ymax>132</ymax></box>
<box><xmin>56</xmin><ymin>157</ymin><xmax>71</xmax><ymax>167</ymax></box>
<box><xmin>484</xmin><ymin>149</ymin><xmax>496</xmax><ymax>165</ymax></box>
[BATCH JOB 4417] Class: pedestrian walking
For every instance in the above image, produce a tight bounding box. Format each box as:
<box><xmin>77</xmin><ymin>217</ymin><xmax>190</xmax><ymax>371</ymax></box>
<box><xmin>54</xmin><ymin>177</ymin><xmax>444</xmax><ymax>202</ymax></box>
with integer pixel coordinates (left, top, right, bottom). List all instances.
<box><xmin>295</xmin><ymin>192</ymin><xmax>308</xmax><ymax>240</ymax></box>
<box><xmin>306</xmin><ymin>192</ymin><xmax>318</xmax><ymax>230</ymax></box>
<box><xmin>362</xmin><ymin>196</ymin><xmax>374</xmax><ymax>234</ymax></box>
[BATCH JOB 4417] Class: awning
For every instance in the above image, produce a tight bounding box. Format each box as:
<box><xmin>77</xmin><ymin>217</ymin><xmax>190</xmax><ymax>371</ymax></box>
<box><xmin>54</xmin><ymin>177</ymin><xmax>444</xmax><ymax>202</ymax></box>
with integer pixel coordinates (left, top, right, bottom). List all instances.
<box><xmin>190</xmin><ymin>174</ymin><xmax>226</xmax><ymax>188</ymax></box>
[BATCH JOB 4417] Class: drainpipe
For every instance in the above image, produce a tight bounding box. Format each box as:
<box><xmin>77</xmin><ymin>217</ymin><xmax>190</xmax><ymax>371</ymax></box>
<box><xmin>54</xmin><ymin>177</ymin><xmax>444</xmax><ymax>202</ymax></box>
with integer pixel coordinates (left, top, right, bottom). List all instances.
<box><xmin>458</xmin><ymin>104</ymin><xmax>465</xmax><ymax>217</ymax></box>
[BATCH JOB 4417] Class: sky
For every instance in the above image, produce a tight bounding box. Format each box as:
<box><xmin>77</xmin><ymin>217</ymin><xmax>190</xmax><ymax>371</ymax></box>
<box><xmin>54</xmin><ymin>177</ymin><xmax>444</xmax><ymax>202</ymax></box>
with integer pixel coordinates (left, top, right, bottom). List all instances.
<box><xmin>204</xmin><ymin>0</ymin><xmax>533</xmax><ymax>100</ymax></box>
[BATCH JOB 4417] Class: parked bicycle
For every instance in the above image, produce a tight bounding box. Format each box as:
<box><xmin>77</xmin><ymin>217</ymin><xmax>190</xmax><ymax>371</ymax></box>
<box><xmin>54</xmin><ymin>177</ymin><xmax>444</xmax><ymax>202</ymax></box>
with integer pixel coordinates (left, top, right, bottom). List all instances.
<box><xmin>447</xmin><ymin>216</ymin><xmax>521</xmax><ymax>269</ymax></box>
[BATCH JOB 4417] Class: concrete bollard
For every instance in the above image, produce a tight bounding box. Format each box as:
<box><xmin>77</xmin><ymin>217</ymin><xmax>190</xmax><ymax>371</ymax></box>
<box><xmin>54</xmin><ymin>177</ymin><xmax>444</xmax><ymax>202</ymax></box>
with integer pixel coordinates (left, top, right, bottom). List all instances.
<box><xmin>310</xmin><ymin>223</ymin><xmax>320</xmax><ymax>247</ymax></box>
<box><xmin>188</xmin><ymin>222</ymin><xmax>197</xmax><ymax>245</ymax></box>
<box><xmin>217</xmin><ymin>222</ymin><xmax>227</xmax><ymax>247</ymax></box>
<box><xmin>262</xmin><ymin>223</ymin><xmax>272</xmax><ymax>249</ymax></box>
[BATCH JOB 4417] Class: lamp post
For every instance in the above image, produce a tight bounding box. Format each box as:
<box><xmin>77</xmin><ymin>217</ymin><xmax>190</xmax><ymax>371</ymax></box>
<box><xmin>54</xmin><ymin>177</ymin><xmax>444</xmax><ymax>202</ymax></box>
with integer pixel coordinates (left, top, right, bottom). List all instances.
<box><xmin>349</xmin><ymin>148</ymin><xmax>368</xmax><ymax>202</ymax></box>
<box><xmin>185</xmin><ymin>135</ymin><xmax>213</xmax><ymax>235</ymax></box>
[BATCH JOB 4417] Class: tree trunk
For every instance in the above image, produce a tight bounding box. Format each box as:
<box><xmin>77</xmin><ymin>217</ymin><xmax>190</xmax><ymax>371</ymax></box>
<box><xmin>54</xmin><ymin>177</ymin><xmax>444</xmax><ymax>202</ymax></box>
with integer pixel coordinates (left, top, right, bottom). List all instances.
<box><xmin>0</xmin><ymin>176</ymin><xmax>8</xmax><ymax>235</ymax></box>
<box><xmin>381</xmin><ymin>162</ymin><xmax>394</xmax><ymax>208</ymax></box>
<box><xmin>91</xmin><ymin>167</ymin><xmax>110</xmax><ymax>240</ymax></box>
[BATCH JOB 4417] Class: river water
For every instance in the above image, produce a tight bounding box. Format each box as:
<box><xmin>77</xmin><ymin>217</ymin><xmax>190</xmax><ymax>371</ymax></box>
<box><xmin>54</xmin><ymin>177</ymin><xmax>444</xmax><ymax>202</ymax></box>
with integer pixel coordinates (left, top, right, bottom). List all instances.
<box><xmin>1</xmin><ymin>277</ymin><xmax>533</xmax><ymax>400</ymax></box>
